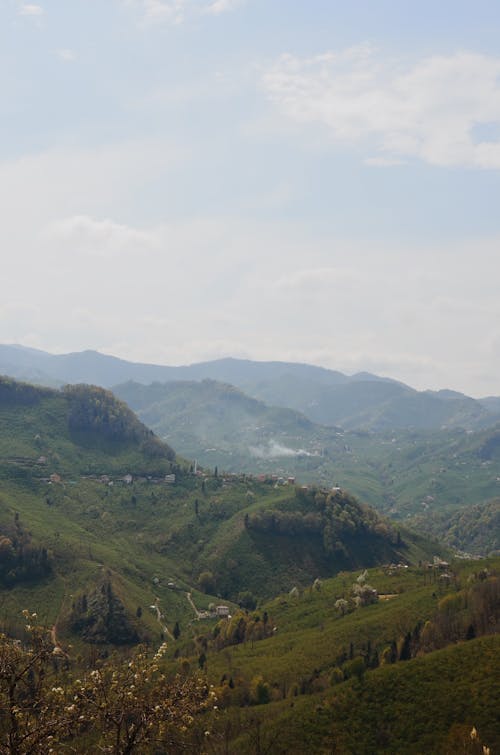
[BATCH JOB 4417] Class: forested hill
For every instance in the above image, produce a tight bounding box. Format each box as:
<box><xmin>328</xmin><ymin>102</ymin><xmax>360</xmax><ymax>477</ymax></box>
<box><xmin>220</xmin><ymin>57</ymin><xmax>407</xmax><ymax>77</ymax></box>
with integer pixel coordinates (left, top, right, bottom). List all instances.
<box><xmin>0</xmin><ymin>375</ymin><xmax>176</xmax><ymax>477</ymax></box>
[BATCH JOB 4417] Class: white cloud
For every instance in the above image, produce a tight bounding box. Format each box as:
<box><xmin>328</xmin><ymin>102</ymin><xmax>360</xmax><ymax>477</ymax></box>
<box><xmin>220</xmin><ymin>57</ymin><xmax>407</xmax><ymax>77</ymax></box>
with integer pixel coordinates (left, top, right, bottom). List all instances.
<box><xmin>274</xmin><ymin>266</ymin><xmax>363</xmax><ymax>293</ymax></box>
<box><xmin>0</xmin><ymin>139</ymin><xmax>183</xmax><ymax>226</ymax></box>
<box><xmin>205</xmin><ymin>0</ymin><xmax>244</xmax><ymax>15</ymax></box>
<box><xmin>364</xmin><ymin>156</ymin><xmax>406</xmax><ymax>167</ymax></box>
<box><xmin>55</xmin><ymin>49</ymin><xmax>76</xmax><ymax>62</ymax></box>
<box><xmin>126</xmin><ymin>0</ymin><xmax>244</xmax><ymax>24</ymax></box>
<box><xmin>141</xmin><ymin>0</ymin><xmax>187</xmax><ymax>24</ymax></box>
<box><xmin>19</xmin><ymin>3</ymin><xmax>44</xmax><ymax>15</ymax></box>
<box><xmin>263</xmin><ymin>48</ymin><xmax>500</xmax><ymax>169</ymax></box>
<box><xmin>45</xmin><ymin>215</ymin><xmax>157</xmax><ymax>257</ymax></box>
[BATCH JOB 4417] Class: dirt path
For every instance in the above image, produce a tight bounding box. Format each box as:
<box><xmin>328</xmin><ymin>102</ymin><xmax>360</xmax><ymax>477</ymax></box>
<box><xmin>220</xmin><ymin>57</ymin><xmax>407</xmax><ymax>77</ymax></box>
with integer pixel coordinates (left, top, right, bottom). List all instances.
<box><xmin>152</xmin><ymin>599</ymin><xmax>174</xmax><ymax>640</ymax></box>
<box><xmin>186</xmin><ymin>591</ymin><xmax>203</xmax><ymax>619</ymax></box>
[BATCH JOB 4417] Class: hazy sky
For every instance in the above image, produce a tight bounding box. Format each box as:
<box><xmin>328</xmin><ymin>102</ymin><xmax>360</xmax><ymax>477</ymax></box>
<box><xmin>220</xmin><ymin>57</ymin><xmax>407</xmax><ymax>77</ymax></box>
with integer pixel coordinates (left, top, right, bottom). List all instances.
<box><xmin>2</xmin><ymin>0</ymin><xmax>500</xmax><ymax>396</ymax></box>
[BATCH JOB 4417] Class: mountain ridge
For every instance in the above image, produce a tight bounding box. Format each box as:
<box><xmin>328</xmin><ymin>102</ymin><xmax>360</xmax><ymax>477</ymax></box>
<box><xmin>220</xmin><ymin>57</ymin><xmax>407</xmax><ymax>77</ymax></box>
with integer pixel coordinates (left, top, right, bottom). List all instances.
<box><xmin>1</xmin><ymin>344</ymin><xmax>499</xmax><ymax>432</ymax></box>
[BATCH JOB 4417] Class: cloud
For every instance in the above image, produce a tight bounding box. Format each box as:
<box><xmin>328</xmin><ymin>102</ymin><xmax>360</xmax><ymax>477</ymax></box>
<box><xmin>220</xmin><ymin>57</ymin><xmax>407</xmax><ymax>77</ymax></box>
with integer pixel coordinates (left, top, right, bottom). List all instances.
<box><xmin>139</xmin><ymin>0</ymin><xmax>187</xmax><ymax>24</ymax></box>
<box><xmin>45</xmin><ymin>215</ymin><xmax>157</xmax><ymax>257</ymax></box>
<box><xmin>364</xmin><ymin>156</ymin><xmax>406</xmax><ymax>167</ymax></box>
<box><xmin>126</xmin><ymin>0</ymin><xmax>244</xmax><ymax>24</ymax></box>
<box><xmin>3</xmin><ymin>142</ymin><xmax>500</xmax><ymax>395</ymax></box>
<box><xmin>205</xmin><ymin>0</ymin><xmax>244</xmax><ymax>14</ymax></box>
<box><xmin>0</xmin><ymin>139</ymin><xmax>183</xmax><ymax>226</ymax></box>
<box><xmin>55</xmin><ymin>49</ymin><xmax>76</xmax><ymax>62</ymax></box>
<box><xmin>274</xmin><ymin>266</ymin><xmax>363</xmax><ymax>293</ymax></box>
<box><xmin>263</xmin><ymin>48</ymin><xmax>500</xmax><ymax>169</ymax></box>
<box><xmin>18</xmin><ymin>3</ymin><xmax>44</xmax><ymax>15</ymax></box>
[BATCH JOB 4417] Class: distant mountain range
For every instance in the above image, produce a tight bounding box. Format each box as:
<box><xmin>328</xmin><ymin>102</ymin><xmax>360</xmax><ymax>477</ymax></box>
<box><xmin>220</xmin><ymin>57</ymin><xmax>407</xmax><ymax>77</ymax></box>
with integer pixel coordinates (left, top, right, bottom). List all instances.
<box><xmin>1</xmin><ymin>344</ymin><xmax>499</xmax><ymax>432</ymax></box>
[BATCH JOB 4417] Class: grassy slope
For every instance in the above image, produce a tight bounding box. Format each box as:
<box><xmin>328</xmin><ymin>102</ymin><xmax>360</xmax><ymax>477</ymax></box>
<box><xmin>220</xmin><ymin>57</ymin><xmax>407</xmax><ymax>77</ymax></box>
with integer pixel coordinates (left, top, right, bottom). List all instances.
<box><xmin>204</xmin><ymin>565</ymin><xmax>442</xmax><ymax>688</ymax></box>
<box><xmin>0</xmin><ymin>471</ymin><xmax>437</xmax><ymax>635</ymax></box>
<box><xmin>189</xmin><ymin>558</ymin><xmax>500</xmax><ymax>754</ymax></box>
<box><xmin>230</xmin><ymin>635</ymin><xmax>500</xmax><ymax>754</ymax></box>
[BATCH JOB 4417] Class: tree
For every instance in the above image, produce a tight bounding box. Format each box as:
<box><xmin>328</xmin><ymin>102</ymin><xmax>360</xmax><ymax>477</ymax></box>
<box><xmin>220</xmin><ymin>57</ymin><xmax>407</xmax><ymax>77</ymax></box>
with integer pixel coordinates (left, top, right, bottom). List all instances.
<box><xmin>250</xmin><ymin>675</ymin><xmax>271</xmax><ymax>705</ymax></box>
<box><xmin>334</xmin><ymin>598</ymin><xmax>349</xmax><ymax>617</ymax></box>
<box><xmin>198</xmin><ymin>571</ymin><xmax>216</xmax><ymax>594</ymax></box>
<box><xmin>173</xmin><ymin>621</ymin><xmax>181</xmax><ymax>640</ymax></box>
<box><xmin>237</xmin><ymin>591</ymin><xmax>257</xmax><ymax>610</ymax></box>
<box><xmin>0</xmin><ymin>613</ymin><xmax>214</xmax><ymax>753</ymax></box>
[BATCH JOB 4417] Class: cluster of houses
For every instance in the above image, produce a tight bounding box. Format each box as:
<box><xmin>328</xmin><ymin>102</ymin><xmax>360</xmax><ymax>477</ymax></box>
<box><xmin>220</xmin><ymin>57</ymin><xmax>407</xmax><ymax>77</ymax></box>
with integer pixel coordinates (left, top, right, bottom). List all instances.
<box><xmin>254</xmin><ymin>474</ymin><xmax>296</xmax><ymax>485</ymax></box>
<box><xmin>81</xmin><ymin>472</ymin><xmax>177</xmax><ymax>486</ymax></box>
<box><xmin>383</xmin><ymin>562</ymin><xmax>410</xmax><ymax>575</ymax></box>
<box><xmin>195</xmin><ymin>605</ymin><xmax>231</xmax><ymax>620</ymax></box>
<box><xmin>36</xmin><ymin>471</ymin><xmax>177</xmax><ymax>486</ymax></box>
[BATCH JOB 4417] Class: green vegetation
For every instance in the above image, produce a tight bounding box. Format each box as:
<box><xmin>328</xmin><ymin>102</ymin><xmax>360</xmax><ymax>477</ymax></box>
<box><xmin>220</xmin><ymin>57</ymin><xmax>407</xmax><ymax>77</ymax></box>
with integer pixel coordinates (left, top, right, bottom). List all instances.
<box><xmin>0</xmin><ymin>377</ymin><xmax>437</xmax><ymax>645</ymax></box>
<box><xmin>413</xmin><ymin>498</ymin><xmax>500</xmax><ymax>555</ymax></box>
<box><xmin>0</xmin><ymin>515</ymin><xmax>51</xmax><ymax>586</ymax></box>
<box><xmin>0</xmin><ymin>375</ymin><xmax>497</xmax><ymax>753</ymax></box>
<box><xmin>0</xmin><ymin>614</ymin><xmax>213</xmax><ymax>753</ymax></box>
<box><xmin>4</xmin><ymin>353</ymin><xmax>500</xmax><ymax>554</ymax></box>
<box><xmin>184</xmin><ymin>560</ymin><xmax>500</xmax><ymax>754</ymax></box>
<box><xmin>114</xmin><ymin>379</ymin><xmax>500</xmax><ymax>554</ymax></box>
<box><xmin>0</xmin><ymin>376</ymin><xmax>175</xmax><ymax>478</ymax></box>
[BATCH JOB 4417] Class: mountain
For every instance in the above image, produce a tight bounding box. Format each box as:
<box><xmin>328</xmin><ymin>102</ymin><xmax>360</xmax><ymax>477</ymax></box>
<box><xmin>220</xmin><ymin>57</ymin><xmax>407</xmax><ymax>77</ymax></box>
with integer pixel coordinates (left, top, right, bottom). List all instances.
<box><xmin>0</xmin><ymin>375</ymin><xmax>438</xmax><ymax>645</ymax></box>
<box><xmin>2</xmin><ymin>345</ymin><xmax>498</xmax><ymax>432</ymax></box>
<box><xmin>113</xmin><ymin>378</ymin><xmax>339</xmax><ymax>471</ymax></box>
<box><xmin>0</xmin><ymin>345</ymin><xmax>388</xmax><ymax>391</ymax></box>
<box><xmin>238</xmin><ymin>376</ymin><xmax>496</xmax><ymax>430</ymax></box>
<box><xmin>0</xmin><ymin>344</ymin><xmax>180</xmax><ymax>387</ymax></box>
<box><xmin>0</xmin><ymin>375</ymin><xmax>175</xmax><ymax>477</ymax></box>
<box><xmin>112</xmin><ymin>379</ymin><xmax>500</xmax><ymax>554</ymax></box>
<box><xmin>479</xmin><ymin>395</ymin><xmax>500</xmax><ymax>414</ymax></box>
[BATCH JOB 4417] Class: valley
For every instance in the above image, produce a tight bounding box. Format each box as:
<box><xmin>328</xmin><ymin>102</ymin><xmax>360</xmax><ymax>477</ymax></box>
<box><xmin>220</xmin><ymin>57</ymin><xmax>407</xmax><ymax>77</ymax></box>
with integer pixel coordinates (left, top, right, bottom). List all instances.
<box><xmin>0</xmin><ymin>367</ymin><xmax>497</xmax><ymax>753</ymax></box>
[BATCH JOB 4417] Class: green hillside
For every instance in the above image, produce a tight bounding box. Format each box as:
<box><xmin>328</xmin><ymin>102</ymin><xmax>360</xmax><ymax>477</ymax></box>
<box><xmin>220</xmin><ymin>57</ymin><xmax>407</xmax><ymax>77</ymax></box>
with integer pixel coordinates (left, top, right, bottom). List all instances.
<box><xmin>0</xmin><ymin>376</ymin><xmax>440</xmax><ymax>648</ymax></box>
<box><xmin>113</xmin><ymin>380</ymin><xmax>500</xmax><ymax>554</ymax></box>
<box><xmin>179</xmin><ymin>558</ymin><xmax>500</xmax><ymax>754</ymax></box>
<box><xmin>412</xmin><ymin>498</ymin><xmax>500</xmax><ymax>555</ymax></box>
<box><xmin>0</xmin><ymin>375</ymin><xmax>497</xmax><ymax>753</ymax></box>
<box><xmin>0</xmin><ymin>376</ymin><xmax>175</xmax><ymax>478</ymax></box>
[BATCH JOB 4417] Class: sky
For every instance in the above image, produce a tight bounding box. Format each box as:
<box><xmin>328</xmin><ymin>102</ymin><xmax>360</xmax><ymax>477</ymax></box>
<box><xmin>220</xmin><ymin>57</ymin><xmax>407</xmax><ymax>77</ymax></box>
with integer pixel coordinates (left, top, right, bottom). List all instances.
<box><xmin>2</xmin><ymin>0</ymin><xmax>500</xmax><ymax>396</ymax></box>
